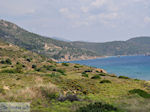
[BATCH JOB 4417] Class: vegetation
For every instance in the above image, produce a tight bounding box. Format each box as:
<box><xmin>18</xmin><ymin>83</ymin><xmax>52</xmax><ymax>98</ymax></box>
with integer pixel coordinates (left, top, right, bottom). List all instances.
<box><xmin>0</xmin><ymin>58</ymin><xmax>12</xmax><ymax>65</ymax></box>
<box><xmin>62</xmin><ymin>63</ymin><xmax>69</xmax><ymax>66</ymax></box>
<box><xmin>0</xmin><ymin>20</ymin><xmax>98</xmax><ymax>61</ymax></box>
<box><xmin>82</xmin><ymin>73</ymin><xmax>89</xmax><ymax>77</ymax></box>
<box><xmin>1</xmin><ymin>20</ymin><xmax>150</xmax><ymax>112</ymax></box>
<box><xmin>100</xmin><ymin>80</ymin><xmax>111</xmax><ymax>84</ymax></box>
<box><xmin>129</xmin><ymin>89</ymin><xmax>150</xmax><ymax>98</ymax></box>
<box><xmin>76</xmin><ymin>102</ymin><xmax>122</xmax><ymax>112</ymax></box>
<box><xmin>71</xmin><ymin>37</ymin><xmax>150</xmax><ymax>56</ymax></box>
<box><xmin>119</xmin><ymin>76</ymin><xmax>130</xmax><ymax>79</ymax></box>
<box><xmin>91</xmin><ymin>75</ymin><xmax>101</xmax><ymax>79</ymax></box>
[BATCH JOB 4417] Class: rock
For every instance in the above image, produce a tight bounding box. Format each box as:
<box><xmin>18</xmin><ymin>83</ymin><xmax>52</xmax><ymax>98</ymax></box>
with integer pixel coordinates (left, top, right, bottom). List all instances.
<box><xmin>3</xmin><ymin>86</ymin><xmax>9</xmax><ymax>90</ymax></box>
<box><xmin>95</xmin><ymin>69</ymin><xmax>107</xmax><ymax>74</ymax></box>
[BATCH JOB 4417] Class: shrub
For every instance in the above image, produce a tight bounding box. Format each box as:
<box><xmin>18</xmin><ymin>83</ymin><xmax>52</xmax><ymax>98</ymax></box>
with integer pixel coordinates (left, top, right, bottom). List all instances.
<box><xmin>58</xmin><ymin>94</ymin><xmax>80</xmax><ymax>102</ymax></box>
<box><xmin>5</xmin><ymin>59</ymin><xmax>12</xmax><ymax>65</ymax></box>
<box><xmin>41</xmin><ymin>86</ymin><xmax>58</xmax><ymax>100</ymax></box>
<box><xmin>100</xmin><ymin>80</ymin><xmax>111</xmax><ymax>84</ymax></box>
<box><xmin>0</xmin><ymin>59</ymin><xmax>12</xmax><ymax>65</ymax></box>
<box><xmin>22</xmin><ymin>65</ymin><xmax>26</xmax><ymax>68</ymax></box>
<box><xmin>99</xmin><ymin>73</ymin><xmax>107</xmax><ymax>76</ymax></box>
<box><xmin>56</xmin><ymin>69</ymin><xmax>66</xmax><ymax>75</ymax></box>
<box><xmin>76</xmin><ymin>102</ymin><xmax>120</xmax><ymax>112</ymax></box>
<box><xmin>129</xmin><ymin>89</ymin><xmax>150</xmax><ymax>98</ymax></box>
<box><xmin>26</xmin><ymin>58</ymin><xmax>31</xmax><ymax>62</ymax></box>
<box><xmin>82</xmin><ymin>73</ymin><xmax>88</xmax><ymax>78</ymax></box>
<box><xmin>48</xmin><ymin>73</ymin><xmax>60</xmax><ymax>78</ymax></box>
<box><xmin>74</xmin><ymin>65</ymin><xmax>79</xmax><ymax>68</ymax></box>
<box><xmin>32</xmin><ymin>64</ymin><xmax>37</xmax><ymax>69</ymax></box>
<box><xmin>134</xmin><ymin>79</ymin><xmax>140</xmax><ymax>81</ymax></box>
<box><xmin>62</xmin><ymin>63</ymin><xmax>69</xmax><ymax>66</ymax></box>
<box><xmin>0</xmin><ymin>60</ymin><xmax>5</xmax><ymax>64</ymax></box>
<box><xmin>84</xmin><ymin>69</ymin><xmax>92</xmax><ymax>73</ymax></box>
<box><xmin>15</xmin><ymin>65</ymin><xmax>23</xmax><ymax>73</ymax></box>
<box><xmin>91</xmin><ymin>75</ymin><xmax>101</xmax><ymax>79</ymax></box>
<box><xmin>0</xmin><ymin>88</ymin><xmax>5</xmax><ymax>94</ymax></box>
<box><xmin>43</xmin><ymin>65</ymin><xmax>54</xmax><ymax>71</ymax></box>
<box><xmin>119</xmin><ymin>76</ymin><xmax>130</xmax><ymax>79</ymax></box>
<box><xmin>1</xmin><ymin>69</ymin><xmax>16</xmax><ymax>73</ymax></box>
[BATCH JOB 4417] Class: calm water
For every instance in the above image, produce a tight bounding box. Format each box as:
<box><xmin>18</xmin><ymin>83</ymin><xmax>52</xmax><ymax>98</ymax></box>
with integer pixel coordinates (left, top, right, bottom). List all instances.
<box><xmin>67</xmin><ymin>56</ymin><xmax>150</xmax><ymax>80</ymax></box>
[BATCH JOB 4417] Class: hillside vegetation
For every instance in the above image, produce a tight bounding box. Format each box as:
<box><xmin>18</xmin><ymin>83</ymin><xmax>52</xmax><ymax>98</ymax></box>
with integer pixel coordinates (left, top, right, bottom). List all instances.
<box><xmin>0</xmin><ymin>40</ymin><xmax>150</xmax><ymax>112</ymax></box>
<box><xmin>0</xmin><ymin>20</ymin><xmax>98</xmax><ymax>61</ymax></box>
<box><xmin>71</xmin><ymin>37</ymin><xmax>150</xmax><ymax>56</ymax></box>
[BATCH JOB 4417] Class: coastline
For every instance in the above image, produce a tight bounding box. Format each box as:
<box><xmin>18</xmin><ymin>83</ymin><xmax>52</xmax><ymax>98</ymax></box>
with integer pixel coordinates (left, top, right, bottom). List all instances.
<box><xmin>58</xmin><ymin>54</ymin><xmax>143</xmax><ymax>62</ymax></box>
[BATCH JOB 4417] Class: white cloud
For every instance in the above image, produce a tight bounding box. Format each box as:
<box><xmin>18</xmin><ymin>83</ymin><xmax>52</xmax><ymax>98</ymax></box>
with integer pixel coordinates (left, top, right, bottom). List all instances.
<box><xmin>81</xmin><ymin>6</ymin><xmax>89</xmax><ymax>13</ymax></box>
<box><xmin>59</xmin><ymin>8</ymin><xmax>69</xmax><ymax>14</ymax></box>
<box><xmin>59</xmin><ymin>8</ymin><xmax>79</xmax><ymax>19</ymax></box>
<box><xmin>99</xmin><ymin>12</ymin><xmax>118</xmax><ymax>20</ymax></box>
<box><xmin>144</xmin><ymin>17</ymin><xmax>150</xmax><ymax>23</ymax></box>
<box><xmin>91</xmin><ymin>0</ymin><xmax>107</xmax><ymax>8</ymax></box>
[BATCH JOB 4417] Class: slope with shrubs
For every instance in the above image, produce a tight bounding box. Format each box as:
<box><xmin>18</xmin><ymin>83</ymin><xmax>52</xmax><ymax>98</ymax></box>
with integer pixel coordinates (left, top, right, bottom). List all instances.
<box><xmin>0</xmin><ymin>40</ymin><xmax>150</xmax><ymax>112</ymax></box>
<box><xmin>0</xmin><ymin>20</ymin><xmax>98</xmax><ymax>61</ymax></box>
<box><xmin>71</xmin><ymin>37</ymin><xmax>150</xmax><ymax>56</ymax></box>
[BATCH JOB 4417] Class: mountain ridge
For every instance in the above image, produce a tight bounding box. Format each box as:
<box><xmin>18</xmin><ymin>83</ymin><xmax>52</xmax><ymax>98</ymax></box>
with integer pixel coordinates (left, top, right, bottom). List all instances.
<box><xmin>0</xmin><ymin>20</ymin><xmax>99</xmax><ymax>61</ymax></box>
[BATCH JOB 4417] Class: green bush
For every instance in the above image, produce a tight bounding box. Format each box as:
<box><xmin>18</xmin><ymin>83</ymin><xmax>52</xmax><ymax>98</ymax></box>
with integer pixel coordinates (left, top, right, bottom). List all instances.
<box><xmin>32</xmin><ymin>64</ymin><xmax>37</xmax><ymax>69</ymax></box>
<box><xmin>48</xmin><ymin>73</ymin><xmax>61</xmax><ymax>78</ymax></box>
<box><xmin>15</xmin><ymin>64</ymin><xmax>23</xmax><ymax>73</ymax></box>
<box><xmin>99</xmin><ymin>73</ymin><xmax>107</xmax><ymax>76</ymax></box>
<box><xmin>76</xmin><ymin>102</ymin><xmax>120</xmax><ymax>112</ymax></box>
<box><xmin>62</xmin><ymin>63</ymin><xmax>69</xmax><ymax>66</ymax></box>
<box><xmin>119</xmin><ymin>76</ymin><xmax>130</xmax><ymax>79</ymax></box>
<box><xmin>26</xmin><ymin>58</ymin><xmax>31</xmax><ymax>62</ymax></box>
<box><xmin>74</xmin><ymin>65</ymin><xmax>80</xmax><ymax>68</ymax></box>
<box><xmin>43</xmin><ymin>65</ymin><xmax>55</xmax><ymax>71</ymax></box>
<box><xmin>84</xmin><ymin>69</ymin><xmax>92</xmax><ymax>73</ymax></box>
<box><xmin>5</xmin><ymin>59</ymin><xmax>12</xmax><ymax>65</ymax></box>
<box><xmin>129</xmin><ymin>89</ymin><xmax>150</xmax><ymax>98</ymax></box>
<box><xmin>82</xmin><ymin>73</ymin><xmax>88</xmax><ymax>77</ymax></box>
<box><xmin>100</xmin><ymin>80</ymin><xmax>111</xmax><ymax>84</ymax></box>
<box><xmin>40</xmin><ymin>87</ymin><xmax>58</xmax><ymax>100</ymax></box>
<box><xmin>58</xmin><ymin>94</ymin><xmax>80</xmax><ymax>102</ymax></box>
<box><xmin>56</xmin><ymin>69</ymin><xmax>66</xmax><ymax>75</ymax></box>
<box><xmin>0</xmin><ymin>88</ymin><xmax>5</xmax><ymax>95</ymax></box>
<box><xmin>91</xmin><ymin>75</ymin><xmax>101</xmax><ymax>79</ymax></box>
<box><xmin>1</xmin><ymin>69</ymin><xmax>16</xmax><ymax>73</ymax></box>
<box><xmin>0</xmin><ymin>59</ymin><xmax>12</xmax><ymax>65</ymax></box>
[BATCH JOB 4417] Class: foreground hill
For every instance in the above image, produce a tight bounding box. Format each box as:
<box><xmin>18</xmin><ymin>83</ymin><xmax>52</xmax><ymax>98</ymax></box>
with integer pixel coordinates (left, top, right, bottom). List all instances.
<box><xmin>0</xmin><ymin>20</ymin><xmax>98</xmax><ymax>61</ymax></box>
<box><xmin>0</xmin><ymin>40</ymin><xmax>150</xmax><ymax>112</ymax></box>
<box><xmin>71</xmin><ymin>37</ymin><xmax>150</xmax><ymax>56</ymax></box>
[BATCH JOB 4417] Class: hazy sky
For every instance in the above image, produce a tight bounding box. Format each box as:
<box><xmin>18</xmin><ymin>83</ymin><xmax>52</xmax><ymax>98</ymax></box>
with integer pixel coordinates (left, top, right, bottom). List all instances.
<box><xmin>1</xmin><ymin>0</ymin><xmax>150</xmax><ymax>42</ymax></box>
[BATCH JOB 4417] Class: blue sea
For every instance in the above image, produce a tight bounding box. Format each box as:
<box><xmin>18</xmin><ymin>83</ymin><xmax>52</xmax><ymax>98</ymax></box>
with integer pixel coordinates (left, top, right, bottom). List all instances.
<box><xmin>67</xmin><ymin>55</ymin><xmax>150</xmax><ymax>80</ymax></box>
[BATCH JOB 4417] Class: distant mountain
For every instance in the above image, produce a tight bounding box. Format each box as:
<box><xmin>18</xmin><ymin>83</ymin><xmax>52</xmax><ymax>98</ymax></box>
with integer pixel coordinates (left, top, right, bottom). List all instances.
<box><xmin>0</xmin><ymin>20</ymin><xmax>98</xmax><ymax>61</ymax></box>
<box><xmin>71</xmin><ymin>36</ymin><xmax>150</xmax><ymax>56</ymax></box>
<box><xmin>51</xmin><ymin>36</ymin><xmax>71</xmax><ymax>42</ymax></box>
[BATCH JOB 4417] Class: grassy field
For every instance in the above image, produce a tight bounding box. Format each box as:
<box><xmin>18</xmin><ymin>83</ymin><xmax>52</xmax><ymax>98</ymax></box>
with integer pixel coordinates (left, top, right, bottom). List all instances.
<box><xmin>0</xmin><ymin>40</ymin><xmax>150</xmax><ymax>112</ymax></box>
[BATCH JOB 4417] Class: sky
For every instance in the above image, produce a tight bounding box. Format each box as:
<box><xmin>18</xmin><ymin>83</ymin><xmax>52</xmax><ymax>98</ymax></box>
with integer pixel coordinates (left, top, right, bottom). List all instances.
<box><xmin>1</xmin><ymin>0</ymin><xmax>150</xmax><ymax>42</ymax></box>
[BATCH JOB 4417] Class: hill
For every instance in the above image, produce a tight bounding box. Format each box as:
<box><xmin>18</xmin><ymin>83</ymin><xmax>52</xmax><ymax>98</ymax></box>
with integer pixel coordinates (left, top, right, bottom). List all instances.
<box><xmin>0</xmin><ymin>40</ymin><xmax>150</xmax><ymax>112</ymax></box>
<box><xmin>71</xmin><ymin>37</ymin><xmax>150</xmax><ymax>56</ymax></box>
<box><xmin>0</xmin><ymin>20</ymin><xmax>98</xmax><ymax>61</ymax></box>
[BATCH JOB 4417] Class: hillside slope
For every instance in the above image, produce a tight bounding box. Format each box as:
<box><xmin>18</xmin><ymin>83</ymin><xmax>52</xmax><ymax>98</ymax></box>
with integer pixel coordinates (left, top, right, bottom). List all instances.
<box><xmin>72</xmin><ymin>37</ymin><xmax>150</xmax><ymax>56</ymax></box>
<box><xmin>0</xmin><ymin>40</ymin><xmax>150</xmax><ymax>112</ymax></box>
<box><xmin>0</xmin><ymin>20</ymin><xmax>98</xmax><ymax>61</ymax></box>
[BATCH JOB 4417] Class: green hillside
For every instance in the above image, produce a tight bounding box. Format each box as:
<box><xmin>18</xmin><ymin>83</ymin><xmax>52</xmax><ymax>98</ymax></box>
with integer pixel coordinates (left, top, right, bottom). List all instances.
<box><xmin>0</xmin><ymin>40</ymin><xmax>150</xmax><ymax>112</ymax></box>
<box><xmin>72</xmin><ymin>37</ymin><xmax>150</xmax><ymax>56</ymax></box>
<box><xmin>0</xmin><ymin>20</ymin><xmax>98</xmax><ymax>61</ymax></box>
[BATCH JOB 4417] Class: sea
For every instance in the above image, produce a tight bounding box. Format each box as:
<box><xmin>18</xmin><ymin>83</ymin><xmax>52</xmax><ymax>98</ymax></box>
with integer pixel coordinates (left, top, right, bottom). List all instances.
<box><xmin>66</xmin><ymin>55</ymin><xmax>150</xmax><ymax>80</ymax></box>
